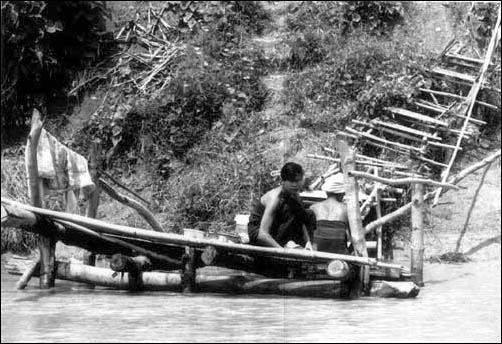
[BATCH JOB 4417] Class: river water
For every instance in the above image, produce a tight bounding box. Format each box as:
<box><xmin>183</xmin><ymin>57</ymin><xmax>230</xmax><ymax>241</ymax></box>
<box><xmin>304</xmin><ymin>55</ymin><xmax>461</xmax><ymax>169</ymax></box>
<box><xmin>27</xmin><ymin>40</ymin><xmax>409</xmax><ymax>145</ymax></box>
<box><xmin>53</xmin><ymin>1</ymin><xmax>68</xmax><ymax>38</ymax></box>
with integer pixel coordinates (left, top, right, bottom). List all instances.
<box><xmin>1</xmin><ymin>260</ymin><xmax>500</xmax><ymax>343</ymax></box>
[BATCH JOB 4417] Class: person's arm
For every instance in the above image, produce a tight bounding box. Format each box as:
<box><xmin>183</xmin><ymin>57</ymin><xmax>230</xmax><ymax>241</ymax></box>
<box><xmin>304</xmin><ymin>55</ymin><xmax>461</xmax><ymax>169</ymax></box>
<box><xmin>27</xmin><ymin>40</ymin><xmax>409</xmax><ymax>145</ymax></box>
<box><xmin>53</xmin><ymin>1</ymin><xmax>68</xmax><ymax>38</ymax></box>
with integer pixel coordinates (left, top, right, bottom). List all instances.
<box><xmin>256</xmin><ymin>197</ymin><xmax>282</xmax><ymax>248</ymax></box>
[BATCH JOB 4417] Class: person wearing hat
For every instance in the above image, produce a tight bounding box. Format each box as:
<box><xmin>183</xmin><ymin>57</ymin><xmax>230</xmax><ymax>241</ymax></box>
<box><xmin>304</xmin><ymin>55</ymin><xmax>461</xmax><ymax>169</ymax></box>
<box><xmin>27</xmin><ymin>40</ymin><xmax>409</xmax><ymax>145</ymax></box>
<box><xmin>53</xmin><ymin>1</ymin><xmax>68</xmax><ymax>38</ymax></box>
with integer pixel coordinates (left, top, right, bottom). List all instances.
<box><xmin>309</xmin><ymin>173</ymin><xmax>369</xmax><ymax>254</ymax></box>
<box><xmin>247</xmin><ymin>162</ymin><xmax>316</xmax><ymax>250</ymax></box>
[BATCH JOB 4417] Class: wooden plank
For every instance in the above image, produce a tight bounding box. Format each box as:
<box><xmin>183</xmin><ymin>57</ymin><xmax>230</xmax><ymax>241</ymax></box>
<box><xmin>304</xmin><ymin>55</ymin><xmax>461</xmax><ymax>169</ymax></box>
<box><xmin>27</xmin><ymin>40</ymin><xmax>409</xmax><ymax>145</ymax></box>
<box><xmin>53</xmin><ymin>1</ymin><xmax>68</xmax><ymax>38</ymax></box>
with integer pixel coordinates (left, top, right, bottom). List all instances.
<box><xmin>385</xmin><ymin>107</ymin><xmax>448</xmax><ymax>127</ymax></box>
<box><xmin>433</xmin><ymin>8</ymin><xmax>501</xmax><ymax>206</ymax></box>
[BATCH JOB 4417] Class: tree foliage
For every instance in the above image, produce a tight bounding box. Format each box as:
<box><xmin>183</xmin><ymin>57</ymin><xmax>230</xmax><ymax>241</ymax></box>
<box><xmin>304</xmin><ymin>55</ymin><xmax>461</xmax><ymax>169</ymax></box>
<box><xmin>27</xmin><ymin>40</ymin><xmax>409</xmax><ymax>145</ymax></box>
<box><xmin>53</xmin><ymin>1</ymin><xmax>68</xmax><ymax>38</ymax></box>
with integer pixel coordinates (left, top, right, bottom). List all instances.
<box><xmin>1</xmin><ymin>1</ymin><xmax>112</xmax><ymax>142</ymax></box>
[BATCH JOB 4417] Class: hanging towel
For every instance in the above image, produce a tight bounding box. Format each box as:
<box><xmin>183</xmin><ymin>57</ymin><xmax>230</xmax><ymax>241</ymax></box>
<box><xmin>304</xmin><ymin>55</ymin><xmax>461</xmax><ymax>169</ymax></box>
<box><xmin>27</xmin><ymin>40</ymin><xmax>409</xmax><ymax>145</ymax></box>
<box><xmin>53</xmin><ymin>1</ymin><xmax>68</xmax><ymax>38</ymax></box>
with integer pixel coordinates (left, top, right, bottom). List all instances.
<box><xmin>34</xmin><ymin>129</ymin><xmax>95</xmax><ymax>193</ymax></box>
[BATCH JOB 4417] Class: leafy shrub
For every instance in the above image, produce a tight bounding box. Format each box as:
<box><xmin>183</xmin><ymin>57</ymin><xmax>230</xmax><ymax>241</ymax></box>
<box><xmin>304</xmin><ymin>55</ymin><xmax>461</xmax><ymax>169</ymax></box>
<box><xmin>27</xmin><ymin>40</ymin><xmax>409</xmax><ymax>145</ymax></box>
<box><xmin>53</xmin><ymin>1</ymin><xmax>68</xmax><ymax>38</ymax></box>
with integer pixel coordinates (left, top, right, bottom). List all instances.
<box><xmin>337</xmin><ymin>1</ymin><xmax>405</xmax><ymax>35</ymax></box>
<box><xmin>1</xmin><ymin>1</ymin><xmax>113</xmax><ymax>143</ymax></box>
<box><xmin>287</xmin><ymin>1</ymin><xmax>405</xmax><ymax>36</ymax></box>
<box><xmin>72</xmin><ymin>2</ymin><xmax>269</xmax><ymax>170</ymax></box>
<box><xmin>288</xmin><ymin>31</ymin><xmax>327</xmax><ymax>70</ymax></box>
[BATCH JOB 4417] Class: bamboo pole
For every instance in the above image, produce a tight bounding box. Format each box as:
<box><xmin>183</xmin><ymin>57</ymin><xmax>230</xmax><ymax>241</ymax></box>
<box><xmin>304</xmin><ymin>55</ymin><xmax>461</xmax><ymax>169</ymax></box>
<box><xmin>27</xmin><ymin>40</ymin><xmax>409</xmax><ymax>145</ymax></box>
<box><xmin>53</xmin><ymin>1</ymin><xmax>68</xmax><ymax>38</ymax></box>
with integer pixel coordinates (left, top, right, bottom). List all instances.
<box><xmin>0</xmin><ymin>197</ymin><xmax>407</xmax><ymax>271</ymax></box>
<box><xmin>353</xmin><ymin>119</ymin><xmax>426</xmax><ymax>143</ymax></box>
<box><xmin>323</xmin><ymin>147</ymin><xmax>409</xmax><ymax>168</ymax></box>
<box><xmin>371</xmin><ymin>119</ymin><xmax>442</xmax><ymax>141</ymax></box>
<box><xmin>335</xmin><ymin>133</ymin><xmax>370</xmax><ymax>294</ymax></box>
<box><xmin>374</xmin><ymin>169</ymin><xmax>383</xmax><ymax>260</ymax></box>
<box><xmin>454</xmin><ymin>163</ymin><xmax>492</xmax><ymax>253</ymax></box>
<box><xmin>346</xmin><ymin>128</ymin><xmax>423</xmax><ymax>153</ymax></box>
<box><xmin>307</xmin><ymin>154</ymin><xmax>407</xmax><ymax>169</ymax></box>
<box><xmin>25</xmin><ymin>109</ymin><xmax>56</xmax><ymax>289</ymax></box>
<box><xmin>55</xmin><ymin>219</ymin><xmax>181</xmax><ymax>267</ymax></box>
<box><xmin>348</xmin><ymin>171</ymin><xmax>459</xmax><ymax>189</ymax></box>
<box><xmin>433</xmin><ymin>9</ymin><xmax>501</xmax><ymax>206</ymax></box>
<box><xmin>99</xmin><ymin>179</ymin><xmax>164</xmax><ymax>232</ymax></box>
<box><xmin>385</xmin><ymin>107</ymin><xmax>449</xmax><ymax>127</ymax></box>
<box><xmin>16</xmin><ymin>258</ymin><xmax>41</xmax><ymax>290</ymax></box>
<box><xmin>411</xmin><ymin>183</ymin><xmax>425</xmax><ymax>287</ymax></box>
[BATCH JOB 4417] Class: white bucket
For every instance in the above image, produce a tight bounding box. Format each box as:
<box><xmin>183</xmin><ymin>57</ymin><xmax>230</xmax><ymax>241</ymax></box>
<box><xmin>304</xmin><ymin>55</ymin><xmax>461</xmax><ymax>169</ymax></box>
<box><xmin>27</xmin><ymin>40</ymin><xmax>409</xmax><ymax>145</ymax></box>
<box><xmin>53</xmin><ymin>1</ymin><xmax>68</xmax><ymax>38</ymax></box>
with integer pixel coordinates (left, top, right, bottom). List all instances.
<box><xmin>234</xmin><ymin>214</ymin><xmax>250</xmax><ymax>244</ymax></box>
<box><xmin>183</xmin><ymin>228</ymin><xmax>205</xmax><ymax>240</ymax></box>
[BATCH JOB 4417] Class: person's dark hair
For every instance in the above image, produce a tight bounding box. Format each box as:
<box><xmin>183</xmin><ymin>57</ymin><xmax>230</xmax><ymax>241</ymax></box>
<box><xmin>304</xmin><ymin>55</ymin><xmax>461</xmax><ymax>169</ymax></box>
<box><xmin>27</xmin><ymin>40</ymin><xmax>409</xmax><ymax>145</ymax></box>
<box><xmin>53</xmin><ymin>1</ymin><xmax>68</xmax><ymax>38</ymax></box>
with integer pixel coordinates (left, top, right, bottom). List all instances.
<box><xmin>280</xmin><ymin>162</ymin><xmax>304</xmax><ymax>182</ymax></box>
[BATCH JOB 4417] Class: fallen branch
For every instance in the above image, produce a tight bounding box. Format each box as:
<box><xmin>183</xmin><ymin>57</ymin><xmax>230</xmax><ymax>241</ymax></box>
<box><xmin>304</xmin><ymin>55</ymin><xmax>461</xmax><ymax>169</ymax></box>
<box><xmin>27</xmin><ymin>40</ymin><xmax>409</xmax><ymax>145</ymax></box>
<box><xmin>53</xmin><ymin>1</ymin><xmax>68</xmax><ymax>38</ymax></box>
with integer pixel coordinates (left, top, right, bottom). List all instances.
<box><xmin>99</xmin><ymin>179</ymin><xmax>164</xmax><ymax>233</ymax></box>
<box><xmin>98</xmin><ymin>169</ymin><xmax>150</xmax><ymax>205</ymax></box>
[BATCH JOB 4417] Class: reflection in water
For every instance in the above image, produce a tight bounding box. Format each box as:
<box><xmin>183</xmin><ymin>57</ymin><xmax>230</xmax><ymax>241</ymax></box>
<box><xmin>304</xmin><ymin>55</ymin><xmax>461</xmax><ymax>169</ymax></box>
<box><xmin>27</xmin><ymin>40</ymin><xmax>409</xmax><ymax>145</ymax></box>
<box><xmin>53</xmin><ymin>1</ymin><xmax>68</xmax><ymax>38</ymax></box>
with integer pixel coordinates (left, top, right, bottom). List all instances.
<box><xmin>1</xmin><ymin>261</ymin><xmax>500</xmax><ymax>343</ymax></box>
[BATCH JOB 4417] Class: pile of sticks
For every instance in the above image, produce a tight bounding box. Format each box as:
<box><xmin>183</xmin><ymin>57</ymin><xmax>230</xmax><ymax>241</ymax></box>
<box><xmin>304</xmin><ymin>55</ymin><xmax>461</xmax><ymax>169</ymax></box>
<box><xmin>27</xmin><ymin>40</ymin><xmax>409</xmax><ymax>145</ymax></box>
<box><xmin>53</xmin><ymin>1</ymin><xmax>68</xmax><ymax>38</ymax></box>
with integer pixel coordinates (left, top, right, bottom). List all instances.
<box><xmin>69</xmin><ymin>4</ymin><xmax>186</xmax><ymax>97</ymax></box>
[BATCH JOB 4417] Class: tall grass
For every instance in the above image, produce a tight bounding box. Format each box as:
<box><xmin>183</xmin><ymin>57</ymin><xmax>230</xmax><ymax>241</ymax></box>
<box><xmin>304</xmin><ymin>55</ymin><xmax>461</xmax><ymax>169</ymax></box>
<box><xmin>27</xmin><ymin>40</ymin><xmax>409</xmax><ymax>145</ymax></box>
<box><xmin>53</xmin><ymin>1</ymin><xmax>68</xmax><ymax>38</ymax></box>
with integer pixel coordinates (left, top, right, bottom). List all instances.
<box><xmin>1</xmin><ymin>149</ymin><xmax>38</xmax><ymax>253</ymax></box>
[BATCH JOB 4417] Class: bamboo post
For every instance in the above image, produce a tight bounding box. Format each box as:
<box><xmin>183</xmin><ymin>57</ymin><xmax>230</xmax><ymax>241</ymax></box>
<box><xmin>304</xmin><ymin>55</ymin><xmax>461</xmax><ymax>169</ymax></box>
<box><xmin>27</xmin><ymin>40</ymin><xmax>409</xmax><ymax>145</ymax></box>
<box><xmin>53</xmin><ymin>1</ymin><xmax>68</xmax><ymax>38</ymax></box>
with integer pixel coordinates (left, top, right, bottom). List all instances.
<box><xmin>86</xmin><ymin>141</ymin><xmax>101</xmax><ymax>219</ymax></box>
<box><xmin>374</xmin><ymin>169</ymin><xmax>383</xmax><ymax>260</ymax></box>
<box><xmin>335</xmin><ymin>133</ymin><xmax>370</xmax><ymax>294</ymax></box>
<box><xmin>455</xmin><ymin>163</ymin><xmax>492</xmax><ymax>253</ymax></box>
<box><xmin>25</xmin><ymin>109</ymin><xmax>56</xmax><ymax>289</ymax></box>
<box><xmin>181</xmin><ymin>247</ymin><xmax>197</xmax><ymax>293</ymax></box>
<box><xmin>83</xmin><ymin>141</ymin><xmax>101</xmax><ymax>286</ymax></box>
<box><xmin>411</xmin><ymin>183</ymin><xmax>425</xmax><ymax>287</ymax></box>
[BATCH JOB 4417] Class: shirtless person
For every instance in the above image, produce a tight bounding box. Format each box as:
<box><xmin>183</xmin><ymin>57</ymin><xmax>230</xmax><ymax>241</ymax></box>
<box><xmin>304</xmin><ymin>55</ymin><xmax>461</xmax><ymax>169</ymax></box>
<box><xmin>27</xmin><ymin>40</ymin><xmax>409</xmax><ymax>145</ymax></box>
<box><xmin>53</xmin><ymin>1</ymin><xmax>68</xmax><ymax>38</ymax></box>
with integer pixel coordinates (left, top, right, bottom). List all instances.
<box><xmin>248</xmin><ymin>162</ymin><xmax>315</xmax><ymax>250</ymax></box>
<box><xmin>309</xmin><ymin>173</ymin><xmax>350</xmax><ymax>254</ymax></box>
